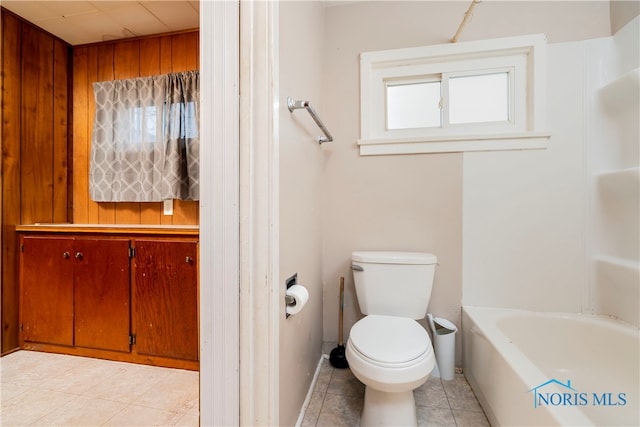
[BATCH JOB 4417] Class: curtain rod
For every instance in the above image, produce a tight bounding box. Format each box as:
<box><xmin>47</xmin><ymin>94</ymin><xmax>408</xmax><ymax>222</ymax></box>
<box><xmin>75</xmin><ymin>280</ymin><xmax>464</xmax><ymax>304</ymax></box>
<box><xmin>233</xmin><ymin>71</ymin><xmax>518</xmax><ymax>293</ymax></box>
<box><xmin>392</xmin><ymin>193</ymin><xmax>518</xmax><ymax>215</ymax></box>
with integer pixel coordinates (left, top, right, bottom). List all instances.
<box><xmin>451</xmin><ymin>0</ymin><xmax>482</xmax><ymax>43</ymax></box>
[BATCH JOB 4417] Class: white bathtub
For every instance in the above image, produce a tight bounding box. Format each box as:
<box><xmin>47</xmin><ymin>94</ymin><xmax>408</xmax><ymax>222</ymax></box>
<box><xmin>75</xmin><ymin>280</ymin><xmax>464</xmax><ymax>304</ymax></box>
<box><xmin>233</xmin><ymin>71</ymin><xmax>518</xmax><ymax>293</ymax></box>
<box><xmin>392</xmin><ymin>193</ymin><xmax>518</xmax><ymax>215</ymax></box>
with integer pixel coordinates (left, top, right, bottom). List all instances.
<box><xmin>462</xmin><ymin>307</ymin><xmax>639</xmax><ymax>426</ymax></box>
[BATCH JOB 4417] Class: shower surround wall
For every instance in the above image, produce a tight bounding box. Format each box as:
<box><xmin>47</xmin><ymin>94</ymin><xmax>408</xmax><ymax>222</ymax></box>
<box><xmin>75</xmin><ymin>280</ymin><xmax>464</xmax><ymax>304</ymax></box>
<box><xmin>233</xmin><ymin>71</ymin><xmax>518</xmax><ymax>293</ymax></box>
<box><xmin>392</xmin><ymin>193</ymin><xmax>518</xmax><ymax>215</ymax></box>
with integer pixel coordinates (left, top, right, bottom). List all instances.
<box><xmin>586</xmin><ymin>16</ymin><xmax>639</xmax><ymax>326</ymax></box>
<box><xmin>463</xmin><ymin>17</ymin><xmax>639</xmax><ymax>325</ymax></box>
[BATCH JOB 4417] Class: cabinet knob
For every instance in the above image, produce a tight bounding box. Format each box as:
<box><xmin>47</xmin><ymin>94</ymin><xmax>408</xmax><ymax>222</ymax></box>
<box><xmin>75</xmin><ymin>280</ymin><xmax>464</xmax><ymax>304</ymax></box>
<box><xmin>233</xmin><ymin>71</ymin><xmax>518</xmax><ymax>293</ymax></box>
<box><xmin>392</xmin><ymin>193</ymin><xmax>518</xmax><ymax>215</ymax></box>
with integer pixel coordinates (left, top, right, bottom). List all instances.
<box><xmin>75</xmin><ymin>252</ymin><xmax>83</xmax><ymax>260</ymax></box>
<box><xmin>185</xmin><ymin>256</ymin><xmax>193</xmax><ymax>264</ymax></box>
<box><xmin>62</xmin><ymin>251</ymin><xmax>70</xmax><ymax>259</ymax></box>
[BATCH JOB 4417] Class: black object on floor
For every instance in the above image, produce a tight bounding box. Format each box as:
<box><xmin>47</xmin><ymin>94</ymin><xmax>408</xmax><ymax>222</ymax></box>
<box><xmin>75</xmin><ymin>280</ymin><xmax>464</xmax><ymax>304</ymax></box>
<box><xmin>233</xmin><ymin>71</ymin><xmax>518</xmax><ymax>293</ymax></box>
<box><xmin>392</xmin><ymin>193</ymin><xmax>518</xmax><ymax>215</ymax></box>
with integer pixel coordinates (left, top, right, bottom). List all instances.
<box><xmin>329</xmin><ymin>277</ymin><xmax>349</xmax><ymax>369</ymax></box>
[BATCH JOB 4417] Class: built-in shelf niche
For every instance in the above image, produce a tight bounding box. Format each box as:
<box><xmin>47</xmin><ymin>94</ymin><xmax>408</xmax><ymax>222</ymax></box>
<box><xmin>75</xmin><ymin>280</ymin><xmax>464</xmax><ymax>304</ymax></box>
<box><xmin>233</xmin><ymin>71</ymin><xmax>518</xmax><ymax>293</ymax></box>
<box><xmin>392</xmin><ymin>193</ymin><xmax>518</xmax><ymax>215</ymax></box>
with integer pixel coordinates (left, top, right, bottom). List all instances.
<box><xmin>596</xmin><ymin>167</ymin><xmax>640</xmax><ymax>199</ymax></box>
<box><xmin>599</xmin><ymin>67</ymin><xmax>640</xmax><ymax>113</ymax></box>
<box><xmin>593</xmin><ymin>255</ymin><xmax>640</xmax><ymax>326</ymax></box>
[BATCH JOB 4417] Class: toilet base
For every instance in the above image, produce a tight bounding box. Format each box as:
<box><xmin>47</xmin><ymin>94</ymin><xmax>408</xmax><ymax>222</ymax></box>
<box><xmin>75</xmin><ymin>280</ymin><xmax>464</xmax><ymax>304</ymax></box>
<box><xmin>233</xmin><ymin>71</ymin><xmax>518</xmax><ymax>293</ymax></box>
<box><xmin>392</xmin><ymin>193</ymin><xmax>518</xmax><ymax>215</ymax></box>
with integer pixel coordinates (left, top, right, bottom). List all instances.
<box><xmin>360</xmin><ymin>386</ymin><xmax>417</xmax><ymax>427</ymax></box>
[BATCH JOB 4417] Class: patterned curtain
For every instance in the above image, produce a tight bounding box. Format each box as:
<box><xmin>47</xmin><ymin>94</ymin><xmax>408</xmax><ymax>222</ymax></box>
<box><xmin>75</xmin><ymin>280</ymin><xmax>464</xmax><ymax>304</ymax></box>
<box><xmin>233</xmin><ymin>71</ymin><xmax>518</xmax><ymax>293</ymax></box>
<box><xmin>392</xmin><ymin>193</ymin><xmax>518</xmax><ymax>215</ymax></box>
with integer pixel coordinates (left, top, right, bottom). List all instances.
<box><xmin>89</xmin><ymin>70</ymin><xmax>199</xmax><ymax>202</ymax></box>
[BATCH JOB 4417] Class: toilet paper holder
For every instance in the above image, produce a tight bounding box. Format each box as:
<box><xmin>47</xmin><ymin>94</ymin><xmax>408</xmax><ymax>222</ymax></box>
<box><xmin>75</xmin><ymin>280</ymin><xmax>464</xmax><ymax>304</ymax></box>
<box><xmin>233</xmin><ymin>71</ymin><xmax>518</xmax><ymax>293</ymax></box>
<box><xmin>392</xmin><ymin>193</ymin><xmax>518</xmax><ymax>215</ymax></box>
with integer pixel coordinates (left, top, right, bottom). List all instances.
<box><xmin>285</xmin><ymin>294</ymin><xmax>297</xmax><ymax>307</ymax></box>
<box><xmin>285</xmin><ymin>273</ymin><xmax>298</xmax><ymax>318</ymax></box>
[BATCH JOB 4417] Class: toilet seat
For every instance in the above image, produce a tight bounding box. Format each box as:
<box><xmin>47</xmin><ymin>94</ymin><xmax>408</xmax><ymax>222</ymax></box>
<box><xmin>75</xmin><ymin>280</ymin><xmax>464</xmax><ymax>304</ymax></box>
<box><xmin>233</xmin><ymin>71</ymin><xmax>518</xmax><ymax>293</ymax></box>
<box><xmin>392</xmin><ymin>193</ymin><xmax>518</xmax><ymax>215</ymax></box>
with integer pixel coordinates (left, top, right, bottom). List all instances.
<box><xmin>348</xmin><ymin>315</ymin><xmax>432</xmax><ymax>367</ymax></box>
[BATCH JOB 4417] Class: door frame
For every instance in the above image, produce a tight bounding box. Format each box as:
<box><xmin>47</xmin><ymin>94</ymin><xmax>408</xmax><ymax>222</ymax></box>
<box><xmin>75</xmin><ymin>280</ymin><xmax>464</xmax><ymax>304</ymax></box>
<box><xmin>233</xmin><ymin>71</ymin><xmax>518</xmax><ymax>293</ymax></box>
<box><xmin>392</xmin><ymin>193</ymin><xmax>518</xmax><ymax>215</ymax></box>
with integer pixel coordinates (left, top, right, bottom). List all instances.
<box><xmin>200</xmin><ymin>1</ymin><xmax>279</xmax><ymax>425</ymax></box>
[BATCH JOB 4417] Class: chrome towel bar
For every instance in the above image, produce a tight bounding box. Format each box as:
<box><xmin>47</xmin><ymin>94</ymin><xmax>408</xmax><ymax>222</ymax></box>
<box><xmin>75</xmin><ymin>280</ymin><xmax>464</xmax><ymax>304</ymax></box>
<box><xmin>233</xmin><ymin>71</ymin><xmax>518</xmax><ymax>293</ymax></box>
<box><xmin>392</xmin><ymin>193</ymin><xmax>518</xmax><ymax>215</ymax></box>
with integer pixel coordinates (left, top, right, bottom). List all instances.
<box><xmin>287</xmin><ymin>97</ymin><xmax>334</xmax><ymax>144</ymax></box>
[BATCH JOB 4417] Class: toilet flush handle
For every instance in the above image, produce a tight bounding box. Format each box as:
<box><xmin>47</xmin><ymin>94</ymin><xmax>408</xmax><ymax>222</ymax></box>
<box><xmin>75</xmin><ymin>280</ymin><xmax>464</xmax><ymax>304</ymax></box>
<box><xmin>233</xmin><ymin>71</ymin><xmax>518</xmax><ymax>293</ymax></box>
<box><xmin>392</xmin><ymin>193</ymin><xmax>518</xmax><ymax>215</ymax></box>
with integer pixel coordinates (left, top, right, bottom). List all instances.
<box><xmin>351</xmin><ymin>265</ymin><xmax>364</xmax><ymax>271</ymax></box>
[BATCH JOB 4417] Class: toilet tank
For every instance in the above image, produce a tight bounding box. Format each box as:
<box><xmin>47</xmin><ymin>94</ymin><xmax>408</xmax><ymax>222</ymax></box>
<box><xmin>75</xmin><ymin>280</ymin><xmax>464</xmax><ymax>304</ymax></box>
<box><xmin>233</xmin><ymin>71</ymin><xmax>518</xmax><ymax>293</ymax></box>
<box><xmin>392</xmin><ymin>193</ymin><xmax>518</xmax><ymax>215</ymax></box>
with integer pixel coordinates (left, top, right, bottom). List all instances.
<box><xmin>351</xmin><ymin>251</ymin><xmax>437</xmax><ymax>319</ymax></box>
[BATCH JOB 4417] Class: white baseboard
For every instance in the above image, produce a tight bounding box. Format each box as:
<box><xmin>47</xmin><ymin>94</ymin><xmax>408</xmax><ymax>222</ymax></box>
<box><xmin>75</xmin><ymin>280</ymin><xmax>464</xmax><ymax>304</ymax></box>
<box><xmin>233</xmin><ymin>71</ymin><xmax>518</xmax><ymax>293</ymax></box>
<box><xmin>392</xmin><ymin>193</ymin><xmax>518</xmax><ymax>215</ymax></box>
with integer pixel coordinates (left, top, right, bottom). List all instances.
<box><xmin>295</xmin><ymin>354</ymin><xmax>328</xmax><ymax>427</ymax></box>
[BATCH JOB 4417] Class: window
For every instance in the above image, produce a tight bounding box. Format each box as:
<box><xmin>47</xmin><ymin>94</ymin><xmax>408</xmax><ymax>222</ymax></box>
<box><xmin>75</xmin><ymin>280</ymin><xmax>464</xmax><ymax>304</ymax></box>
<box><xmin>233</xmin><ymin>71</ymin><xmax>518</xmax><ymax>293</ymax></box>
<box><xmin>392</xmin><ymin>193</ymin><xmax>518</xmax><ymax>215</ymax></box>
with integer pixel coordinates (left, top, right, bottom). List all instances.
<box><xmin>359</xmin><ymin>34</ymin><xmax>550</xmax><ymax>155</ymax></box>
<box><xmin>448</xmin><ymin>72</ymin><xmax>509</xmax><ymax>124</ymax></box>
<box><xmin>386</xmin><ymin>79</ymin><xmax>441</xmax><ymax>129</ymax></box>
<box><xmin>90</xmin><ymin>70</ymin><xmax>200</xmax><ymax>202</ymax></box>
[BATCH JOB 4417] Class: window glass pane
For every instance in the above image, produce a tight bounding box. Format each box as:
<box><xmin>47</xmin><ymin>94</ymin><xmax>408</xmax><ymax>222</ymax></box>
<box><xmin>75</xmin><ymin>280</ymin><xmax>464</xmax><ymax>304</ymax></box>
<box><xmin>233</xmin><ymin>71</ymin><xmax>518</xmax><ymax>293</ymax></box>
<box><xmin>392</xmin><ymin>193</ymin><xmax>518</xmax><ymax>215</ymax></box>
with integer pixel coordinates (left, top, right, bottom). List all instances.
<box><xmin>449</xmin><ymin>72</ymin><xmax>509</xmax><ymax>124</ymax></box>
<box><xmin>386</xmin><ymin>81</ymin><xmax>441</xmax><ymax>130</ymax></box>
<box><xmin>168</xmin><ymin>101</ymin><xmax>199</xmax><ymax>139</ymax></box>
<box><xmin>126</xmin><ymin>106</ymin><xmax>156</xmax><ymax>146</ymax></box>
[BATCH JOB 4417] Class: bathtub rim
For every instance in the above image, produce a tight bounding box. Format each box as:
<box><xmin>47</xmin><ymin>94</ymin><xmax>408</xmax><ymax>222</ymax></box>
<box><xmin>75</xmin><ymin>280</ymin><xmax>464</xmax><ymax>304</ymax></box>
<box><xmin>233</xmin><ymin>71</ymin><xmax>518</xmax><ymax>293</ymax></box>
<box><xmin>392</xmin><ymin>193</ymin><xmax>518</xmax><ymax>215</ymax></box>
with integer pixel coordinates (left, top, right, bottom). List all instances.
<box><xmin>461</xmin><ymin>306</ymin><xmax>639</xmax><ymax>427</ymax></box>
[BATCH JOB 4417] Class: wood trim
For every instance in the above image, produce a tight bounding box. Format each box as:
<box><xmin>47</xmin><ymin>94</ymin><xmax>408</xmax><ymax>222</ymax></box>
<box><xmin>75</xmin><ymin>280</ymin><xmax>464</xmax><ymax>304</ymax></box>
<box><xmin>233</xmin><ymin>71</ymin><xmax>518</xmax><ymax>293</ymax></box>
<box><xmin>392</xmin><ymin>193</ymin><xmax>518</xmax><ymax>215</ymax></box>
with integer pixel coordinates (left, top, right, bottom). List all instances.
<box><xmin>199</xmin><ymin>1</ymin><xmax>240</xmax><ymax>426</ymax></box>
<box><xmin>20</xmin><ymin>342</ymin><xmax>199</xmax><ymax>371</ymax></box>
<box><xmin>239</xmin><ymin>1</ymin><xmax>280</xmax><ymax>425</ymax></box>
<box><xmin>73</xmin><ymin>28</ymin><xmax>199</xmax><ymax>49</ymax></box>
<box><xmin>16</xmin><ymin>225</ymin><xmax>198</xmax><ymax>236</ymax></box>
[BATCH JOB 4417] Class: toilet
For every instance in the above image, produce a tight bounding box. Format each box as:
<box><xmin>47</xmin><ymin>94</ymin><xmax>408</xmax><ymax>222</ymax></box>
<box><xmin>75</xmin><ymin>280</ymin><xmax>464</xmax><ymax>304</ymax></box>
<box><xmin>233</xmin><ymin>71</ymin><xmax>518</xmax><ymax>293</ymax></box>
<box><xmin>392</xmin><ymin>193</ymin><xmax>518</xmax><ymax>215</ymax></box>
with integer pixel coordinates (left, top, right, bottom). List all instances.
<box><xmin>346</xmin><ymin>251</ymin><xmax>438</xmax><ymax>426</ymax></box>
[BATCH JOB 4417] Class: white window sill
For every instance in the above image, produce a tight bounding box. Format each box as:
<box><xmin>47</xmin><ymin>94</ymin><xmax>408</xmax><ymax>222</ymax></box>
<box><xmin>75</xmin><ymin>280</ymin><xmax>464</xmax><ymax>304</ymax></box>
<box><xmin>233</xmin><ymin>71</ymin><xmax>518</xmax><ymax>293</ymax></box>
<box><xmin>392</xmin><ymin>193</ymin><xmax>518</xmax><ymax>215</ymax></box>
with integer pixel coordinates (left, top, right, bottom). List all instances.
<box><xmin>357</xmin><ymin>132</ymin><xmax>551</xmax><ymax>155</ymax></box>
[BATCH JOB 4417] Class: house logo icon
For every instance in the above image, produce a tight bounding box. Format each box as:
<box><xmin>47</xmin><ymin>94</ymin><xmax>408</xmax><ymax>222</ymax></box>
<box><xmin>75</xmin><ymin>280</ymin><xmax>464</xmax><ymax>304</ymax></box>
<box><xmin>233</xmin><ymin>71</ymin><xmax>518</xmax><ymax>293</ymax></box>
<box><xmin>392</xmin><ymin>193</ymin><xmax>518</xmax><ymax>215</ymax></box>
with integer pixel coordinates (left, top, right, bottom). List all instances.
<box><xmin>528</xmin><ymin>379</ymin><xmax>627</xmax><ymax>408</ymax></box>
<box><xmin>528</xmin><ymin>379</ymin><xmax>579</xmax><ymax>408</ymax></box>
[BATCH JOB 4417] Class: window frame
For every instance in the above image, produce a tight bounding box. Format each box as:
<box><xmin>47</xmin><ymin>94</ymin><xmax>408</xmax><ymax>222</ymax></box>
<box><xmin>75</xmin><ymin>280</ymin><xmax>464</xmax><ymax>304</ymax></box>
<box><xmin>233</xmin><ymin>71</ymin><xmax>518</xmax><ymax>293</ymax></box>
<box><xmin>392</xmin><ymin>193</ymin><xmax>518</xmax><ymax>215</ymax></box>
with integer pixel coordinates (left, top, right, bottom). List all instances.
<box><xmin>359</xmin><ymin>34</ymin><xmax>551</xmax><ymax>155</ymax></box>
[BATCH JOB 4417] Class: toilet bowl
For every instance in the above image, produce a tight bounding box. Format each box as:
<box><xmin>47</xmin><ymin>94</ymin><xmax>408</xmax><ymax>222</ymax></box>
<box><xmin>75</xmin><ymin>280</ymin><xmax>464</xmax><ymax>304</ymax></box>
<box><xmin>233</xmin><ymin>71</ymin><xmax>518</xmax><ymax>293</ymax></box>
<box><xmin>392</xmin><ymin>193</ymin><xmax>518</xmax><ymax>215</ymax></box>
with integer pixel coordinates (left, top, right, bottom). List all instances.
<box><xmin>347</xmin><ymin>251</ymin><xmax>438</xmax><ymax>426</ymax></box>
<box><xmin>346</xmin><ymin>314</ymin><xmax>436</xmax><ymax>426</ymax></box>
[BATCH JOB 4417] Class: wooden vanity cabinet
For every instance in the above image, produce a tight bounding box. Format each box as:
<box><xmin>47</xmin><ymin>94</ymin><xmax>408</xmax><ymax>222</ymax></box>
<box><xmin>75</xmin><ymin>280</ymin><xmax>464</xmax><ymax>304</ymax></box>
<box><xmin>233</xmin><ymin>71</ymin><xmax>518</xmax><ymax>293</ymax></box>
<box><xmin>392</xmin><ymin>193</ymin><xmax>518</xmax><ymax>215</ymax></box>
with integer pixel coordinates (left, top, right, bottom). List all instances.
<box><xmin>133</xmin><ymin>239</ymin><xmax>198</xmax><ymax>361</ymax></box>
<box><xmin>20</xmin><ymin>236</ymin><xmax>75</xmax><ymax>346</ymax></box>
<box><xmin>18</xmin><ymin>226</ymin><xmax>199</xmax><ymax>370</ymax></box>
<box><xmin>73</xmin><ymin>238</ymin><xmax>131</xmax><ymax>353</ymax></box>
<box><xmin>20</xmin><ymin>236</ymin><xmax>131</xmax><ymax>352</ymax></box>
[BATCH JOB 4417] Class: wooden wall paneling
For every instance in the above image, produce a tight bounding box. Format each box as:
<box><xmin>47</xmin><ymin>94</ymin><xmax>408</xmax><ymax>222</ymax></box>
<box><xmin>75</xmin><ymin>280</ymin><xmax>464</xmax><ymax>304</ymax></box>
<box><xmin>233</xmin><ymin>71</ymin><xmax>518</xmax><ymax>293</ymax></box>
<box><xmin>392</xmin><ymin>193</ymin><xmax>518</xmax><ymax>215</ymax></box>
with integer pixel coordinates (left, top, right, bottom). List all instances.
<box><xmin>72</xmin><ymin>47</ymin><xmax>89</xmax><ymax>224</ymax></box>
<box><xmin>171</xmin><ymin>32</ymin><xmax>198</xmax><ymax>72</ymax></box>
<box><xmin>138</xmin><ymin>38</ymin><xmax>163</xmax><ymax>224</ymax></box>
<box><xmin>113</xmin><ymin>40</ymin><xmax>142</xmax><ymax>225</ymax></box>
<box><xmin>53</xmin><ymin>39</ymin><xmax>69</xmax><ymax>223</ymax></box>
<box><xmin>170</xmin><ymin>32</ymin><xmax>199</xmax><ymax>225</ymax></box>
<box><xmin>20</xmin><ymin>24</ymin><xmax>55</xmax><ymax>225</ymax></box>
<box><xmin>160</xmin><ymin>35</ymin><xmax>174</xmax><ymax>75</ymax></box>
<box><xmin>95</xmin><ymin>44</ymin><xmax>116</xmax><ymax>225</ymax></box>
<box><xmin>87</xmin><ymin>47</ymin><xmax>102</xmax><ymax>224</ymax></box>
<box><xmin>1</xmin><ymin>11</ymin><xmax>23</xmax><ymax>352</ymax></box>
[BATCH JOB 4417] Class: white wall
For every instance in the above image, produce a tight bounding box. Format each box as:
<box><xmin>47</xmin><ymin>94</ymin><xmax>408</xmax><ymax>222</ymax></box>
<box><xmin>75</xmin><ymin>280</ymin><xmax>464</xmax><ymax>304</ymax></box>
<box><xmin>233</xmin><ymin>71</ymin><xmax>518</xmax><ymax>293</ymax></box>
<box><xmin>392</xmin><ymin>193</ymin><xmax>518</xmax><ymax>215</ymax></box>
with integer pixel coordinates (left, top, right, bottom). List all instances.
<box><xmin>278</xmin><ymin>2</ymin><xmax>326</xmax><ymax>426</ymax></box>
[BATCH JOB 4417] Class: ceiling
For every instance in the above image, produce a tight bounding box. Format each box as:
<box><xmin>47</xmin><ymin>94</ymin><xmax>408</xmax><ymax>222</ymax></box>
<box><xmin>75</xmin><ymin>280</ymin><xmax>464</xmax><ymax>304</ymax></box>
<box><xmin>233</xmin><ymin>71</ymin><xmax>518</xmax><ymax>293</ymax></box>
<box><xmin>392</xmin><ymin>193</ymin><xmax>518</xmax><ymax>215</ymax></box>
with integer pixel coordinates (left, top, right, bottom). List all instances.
<box><xmin>1</xmin><ymin>1</ymin><xmax>200</xmax><ymax>45</ymax></box>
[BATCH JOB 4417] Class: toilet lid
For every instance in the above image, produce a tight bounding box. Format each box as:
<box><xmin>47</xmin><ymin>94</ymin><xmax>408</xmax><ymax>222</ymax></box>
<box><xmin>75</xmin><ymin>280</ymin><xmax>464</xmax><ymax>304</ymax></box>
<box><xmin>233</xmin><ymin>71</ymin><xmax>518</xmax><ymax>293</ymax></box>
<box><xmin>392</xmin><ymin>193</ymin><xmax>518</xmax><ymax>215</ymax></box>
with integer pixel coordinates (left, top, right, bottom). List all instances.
<box><xmin>349</xmin><ymin>315</ymin><xmax>430</xmax><ymax>364</ymax></box>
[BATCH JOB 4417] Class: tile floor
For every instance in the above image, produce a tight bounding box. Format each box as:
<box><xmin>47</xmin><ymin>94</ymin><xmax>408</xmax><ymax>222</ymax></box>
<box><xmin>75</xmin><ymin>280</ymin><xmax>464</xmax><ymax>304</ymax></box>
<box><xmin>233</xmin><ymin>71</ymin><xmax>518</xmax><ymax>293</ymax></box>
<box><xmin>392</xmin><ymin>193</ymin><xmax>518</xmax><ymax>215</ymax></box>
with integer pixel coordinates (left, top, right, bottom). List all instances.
<box><xmin>0</xmin><ymin>350</ymin><xmax>198</xmax><ymax>427</ymax></box>
<box><xmin>2</xmin><ymin>350</ymin><xmax>489</xmax><ymax>427</ymax></box>
<box><xmin>301</xmin><ymin>357</ymin><xmax>491</xmax><ymax>427</ymax></box>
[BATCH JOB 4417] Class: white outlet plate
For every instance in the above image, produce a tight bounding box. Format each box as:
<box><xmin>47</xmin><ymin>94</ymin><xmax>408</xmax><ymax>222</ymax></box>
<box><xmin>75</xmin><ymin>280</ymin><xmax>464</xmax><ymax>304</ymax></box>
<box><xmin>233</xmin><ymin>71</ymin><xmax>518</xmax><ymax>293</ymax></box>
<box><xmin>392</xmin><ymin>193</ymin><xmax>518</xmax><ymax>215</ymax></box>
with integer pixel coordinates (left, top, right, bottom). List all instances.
<box><xmin>163</xmin><ymin>199</ymin><xmax>174</xmax><ymax>216</ymax></box>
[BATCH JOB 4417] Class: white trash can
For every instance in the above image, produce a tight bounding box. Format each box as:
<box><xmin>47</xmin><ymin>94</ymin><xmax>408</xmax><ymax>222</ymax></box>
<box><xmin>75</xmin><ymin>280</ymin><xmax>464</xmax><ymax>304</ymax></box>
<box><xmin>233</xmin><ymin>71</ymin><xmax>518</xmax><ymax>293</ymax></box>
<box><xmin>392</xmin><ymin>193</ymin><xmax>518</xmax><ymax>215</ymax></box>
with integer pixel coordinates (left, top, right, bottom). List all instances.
<box><xmin>427</xmin><ymin>314</ymin><xmax>457</xmax><ymax>381</ymax></box>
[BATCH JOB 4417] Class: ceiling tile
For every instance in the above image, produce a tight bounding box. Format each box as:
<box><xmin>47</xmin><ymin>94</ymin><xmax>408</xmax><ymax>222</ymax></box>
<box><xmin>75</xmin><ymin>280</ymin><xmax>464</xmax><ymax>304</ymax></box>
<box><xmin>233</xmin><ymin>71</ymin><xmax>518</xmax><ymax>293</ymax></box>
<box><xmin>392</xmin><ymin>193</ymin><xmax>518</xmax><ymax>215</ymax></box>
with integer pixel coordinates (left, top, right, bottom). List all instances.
<box><xmin>36</xmin><ymin>1</ymin><xmax>99</xmax><ymax>18</ymax></box>
<box><xmin>1</xmin><ymin>1</ymin><xmax>60</xmax><ymax>22</ymax></box>
<box><xmin>102</xmin><ymin>3</ymin><xmax>170</xmax><ymax>38</ymax></box>
<box><xmin>141</xmin><ymin>1</ymin><xmax>199</xmax><ymax>31</ymax></box>
<box><xmin>38</xmin><ymin>13</ymin><xmax>123</xmax><ymax>45</ymax></box>
<box><xmin>1</xmin><ymin>0</ymin><xmax>200</xmax><ymax>45</ymax></box>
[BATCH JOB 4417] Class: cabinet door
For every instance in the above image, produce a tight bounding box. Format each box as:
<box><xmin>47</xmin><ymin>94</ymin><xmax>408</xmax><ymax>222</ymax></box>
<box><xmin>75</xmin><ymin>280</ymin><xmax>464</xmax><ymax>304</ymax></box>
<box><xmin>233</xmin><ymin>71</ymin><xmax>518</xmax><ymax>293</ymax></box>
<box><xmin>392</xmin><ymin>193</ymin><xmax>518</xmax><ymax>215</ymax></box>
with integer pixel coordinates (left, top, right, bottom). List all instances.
<box><xmin>74</xmin><ymin>238</ymin><xmax>131</xmax><ymax>352</ymax></box>
<box><xmin>20</xmin><ymin>236</ymin><xmax>74</xmax><ymax>346</ymax></box>
<box><xmin>133</xmin><ymin>239</ymin><xmax>198</xmax><ymax>361</ymax></box>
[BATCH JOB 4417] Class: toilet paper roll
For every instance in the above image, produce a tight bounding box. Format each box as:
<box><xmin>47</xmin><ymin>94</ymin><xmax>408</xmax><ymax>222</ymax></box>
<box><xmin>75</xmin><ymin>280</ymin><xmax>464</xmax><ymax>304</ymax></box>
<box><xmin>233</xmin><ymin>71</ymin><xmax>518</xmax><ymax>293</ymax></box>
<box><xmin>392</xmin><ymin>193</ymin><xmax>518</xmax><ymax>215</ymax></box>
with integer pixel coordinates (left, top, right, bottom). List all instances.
<box><xmin>285</xmin><ymin>284</ymin><xmax>309</xmax><ymax>315</ymax></box>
